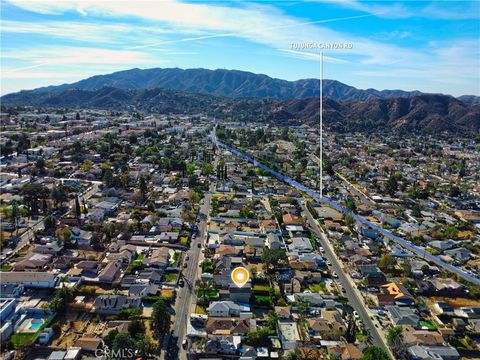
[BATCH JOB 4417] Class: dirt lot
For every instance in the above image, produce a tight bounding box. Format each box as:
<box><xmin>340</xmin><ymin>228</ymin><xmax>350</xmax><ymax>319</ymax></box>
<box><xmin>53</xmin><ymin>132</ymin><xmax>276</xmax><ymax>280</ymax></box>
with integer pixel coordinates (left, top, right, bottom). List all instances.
<box><xmin>429</xmin><ymin>297</ymin><xmax>480</xmax><ymax>308</ymax></box>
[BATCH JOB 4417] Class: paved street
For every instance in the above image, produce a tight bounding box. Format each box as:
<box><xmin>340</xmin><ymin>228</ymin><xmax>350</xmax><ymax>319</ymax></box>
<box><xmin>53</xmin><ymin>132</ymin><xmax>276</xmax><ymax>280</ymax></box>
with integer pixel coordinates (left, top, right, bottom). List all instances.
<box><xmin>301</xmin><ymin>202</ymin><xmax>393</xmax><ymax>358</ymax></box>
<box><xmin>166</xmin><ymin>184</ymin><xmax>213</xmax><ymax>360</ymax></box>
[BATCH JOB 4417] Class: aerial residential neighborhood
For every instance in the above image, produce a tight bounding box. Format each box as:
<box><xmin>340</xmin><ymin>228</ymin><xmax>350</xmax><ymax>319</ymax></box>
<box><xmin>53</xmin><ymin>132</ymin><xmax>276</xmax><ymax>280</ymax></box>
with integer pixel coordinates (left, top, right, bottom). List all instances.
<box><xmin>1</xmin><ymin>1</ymin><xmax>480</xmax><ymax>359</ymax></box>
<box><xmin>0</xmin><ymin>108</ymin><xmax>479</xmax><ymax>360</ymax></box>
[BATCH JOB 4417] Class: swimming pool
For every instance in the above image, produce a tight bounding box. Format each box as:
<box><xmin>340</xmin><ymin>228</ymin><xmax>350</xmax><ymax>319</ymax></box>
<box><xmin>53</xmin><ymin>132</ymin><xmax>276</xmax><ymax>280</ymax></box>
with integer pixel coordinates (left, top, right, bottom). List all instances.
<box><xmin>29</xmin><ymin>321</ymin><xmax>43</xmax><ymax>331</ymax></box>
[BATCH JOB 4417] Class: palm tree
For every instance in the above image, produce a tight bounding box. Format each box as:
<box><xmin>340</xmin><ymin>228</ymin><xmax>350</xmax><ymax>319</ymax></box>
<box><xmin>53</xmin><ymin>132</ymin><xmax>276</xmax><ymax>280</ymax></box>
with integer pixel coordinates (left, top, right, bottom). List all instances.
<box><xmin>196</xmin><ymin>279</ymin><xmax>215</xmax><ymax>301</ymax></box>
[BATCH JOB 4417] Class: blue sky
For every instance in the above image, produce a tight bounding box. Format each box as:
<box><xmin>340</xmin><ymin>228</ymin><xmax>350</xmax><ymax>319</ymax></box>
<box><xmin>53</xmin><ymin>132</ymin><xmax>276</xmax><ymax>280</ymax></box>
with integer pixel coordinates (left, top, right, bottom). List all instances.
<box><xmin>1</xmin><ymin>0</ymin><xmax>479</xmax><ymax>96</ymax></box>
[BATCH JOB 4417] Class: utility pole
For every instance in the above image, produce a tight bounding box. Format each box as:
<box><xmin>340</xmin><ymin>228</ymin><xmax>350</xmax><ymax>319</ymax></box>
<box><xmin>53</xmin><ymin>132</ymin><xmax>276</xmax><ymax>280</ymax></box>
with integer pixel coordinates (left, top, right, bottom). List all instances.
<box><xmin>320</xmin><ymin>51</ymin><xmax>323</xmax><ymax>198</ymax></box>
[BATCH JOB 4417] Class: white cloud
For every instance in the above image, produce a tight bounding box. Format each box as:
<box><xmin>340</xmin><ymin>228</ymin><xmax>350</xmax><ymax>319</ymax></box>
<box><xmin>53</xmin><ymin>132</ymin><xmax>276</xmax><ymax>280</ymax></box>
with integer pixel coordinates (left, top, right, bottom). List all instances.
<box><xmin>3</xmin><ymin>47</ymin><xmax>163</xmax><ymax>74</ymax></box>
<box><xmin>3</xmin><ymin>0</ymin><xmax>479</xmax><ymax>95</ymax></box>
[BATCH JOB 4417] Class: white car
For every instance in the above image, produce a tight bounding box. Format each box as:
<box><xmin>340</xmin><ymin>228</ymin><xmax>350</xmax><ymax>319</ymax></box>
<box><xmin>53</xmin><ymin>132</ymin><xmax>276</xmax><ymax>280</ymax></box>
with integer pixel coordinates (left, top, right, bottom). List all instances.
<box><xmin>332</xmin><ymin>271</ymin><xmax>338</xmax><ymax>278</ymax></box>
<box><xmin>353</xmin><ymin>311</ymin><xmax>360</xmax><ymax>319</ymax></box>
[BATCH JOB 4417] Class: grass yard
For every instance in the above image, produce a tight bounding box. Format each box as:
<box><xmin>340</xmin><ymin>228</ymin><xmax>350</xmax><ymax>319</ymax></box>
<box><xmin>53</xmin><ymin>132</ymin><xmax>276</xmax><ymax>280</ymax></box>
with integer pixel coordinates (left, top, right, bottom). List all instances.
<box><xmin>195</xmin><ymin>305</ymin><xmax>207</xmax><ymax>315</ymax></box>
<box><xmin>420</xmin><ymin>320</ymin><xmax>437</xmax><ymax>330</ymax></box>
<box><xmin>180</xmin><ymin>236</ymin><xmax>188</xmax><ymax>244</ymax></box>
<box><xmin>196</xmin><ymin>289</ymin><xmax>219</xmax><ymax>299</ymax></box>
<box><xmin>252</xmin><ymin>284</ymin><xmax>271</xmax><ymax>292</ymax></box>
<box><xmin>0</xmin><ymin>264</ymin><xmax>12</xmax><ymax>271</ymax></box>
<box><xmin>308</xmin><ymin>282</ymin><xmax>329</xmax><ymax>294</ymax></box>
<box><xmin>10</xmin><ymin>332</ymin><xmax>38</xmax><ymax>347</ymax></box>
<box><xmin>164</xmin><ymin>273</ymin><xmax>177</xmax><ymax>283</ymax></box>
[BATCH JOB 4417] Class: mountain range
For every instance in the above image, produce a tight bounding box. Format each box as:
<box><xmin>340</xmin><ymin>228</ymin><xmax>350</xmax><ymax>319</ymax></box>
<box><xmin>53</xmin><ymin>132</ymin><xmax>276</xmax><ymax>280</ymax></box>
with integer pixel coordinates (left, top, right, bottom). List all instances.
<box><xmin>16</xmin><ymin>67</ymin><xmax>479</xmax><ymax>104</ymax></box>
<box><xmin>3</xmin><ymin>86</ymin><xmax>479</xmax><ymax>134</ymax></box>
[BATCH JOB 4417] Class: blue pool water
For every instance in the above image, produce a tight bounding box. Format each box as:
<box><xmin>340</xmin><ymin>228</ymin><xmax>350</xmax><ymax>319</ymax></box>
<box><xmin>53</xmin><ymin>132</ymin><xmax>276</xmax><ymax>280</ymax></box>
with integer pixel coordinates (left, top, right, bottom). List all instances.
<box><xmin>29</xmin><ymin>322</ymin><xmax>43</xmax><ymax>331</ymax></box>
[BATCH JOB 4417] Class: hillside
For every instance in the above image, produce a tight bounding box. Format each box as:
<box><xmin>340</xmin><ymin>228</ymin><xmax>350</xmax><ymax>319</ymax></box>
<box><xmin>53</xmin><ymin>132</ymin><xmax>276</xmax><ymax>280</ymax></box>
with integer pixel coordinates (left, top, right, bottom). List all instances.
<box><xmin>2</xmin><ymin>87</ymin><xmax>479</xmax><ymax>134</ymax></box>
<box><xmin>22</xmin><ymin>67</ymin><xmax>436</xmax><ymax>101</ymax></box>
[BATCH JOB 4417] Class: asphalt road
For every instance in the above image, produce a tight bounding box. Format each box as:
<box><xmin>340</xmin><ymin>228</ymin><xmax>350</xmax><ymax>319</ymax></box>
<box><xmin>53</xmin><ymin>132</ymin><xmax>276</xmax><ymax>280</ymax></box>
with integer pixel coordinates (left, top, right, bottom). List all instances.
<box><xmin>166</xmin><ymin>186</ymin><xmax>213</xmax><ymax>360</ymax></box>
<box><xmin>301</xmin><ymin>203</ymin><xmax>393</xmax><ymax>358</ymax></box>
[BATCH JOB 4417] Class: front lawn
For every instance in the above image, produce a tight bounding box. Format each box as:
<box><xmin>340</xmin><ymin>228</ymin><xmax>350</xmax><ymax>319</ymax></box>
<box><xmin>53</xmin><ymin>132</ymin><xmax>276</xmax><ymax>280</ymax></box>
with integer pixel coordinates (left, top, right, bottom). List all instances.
<box><xmin>196</xmin><ymin>289</ymin><xmax>219</xmax><ymax>299</ymax></box>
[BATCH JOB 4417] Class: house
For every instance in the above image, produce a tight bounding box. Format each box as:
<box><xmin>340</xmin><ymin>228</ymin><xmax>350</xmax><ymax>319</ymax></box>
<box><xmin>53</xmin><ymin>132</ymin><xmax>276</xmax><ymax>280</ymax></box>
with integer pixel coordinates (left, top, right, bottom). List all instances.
<box><xmin>327</xmin><ymin>343</ymin><xmax>362</xmax><ymax>360</ymax></box>
<box><xmin>205</xmin><ymin>317</ymin><xmax>251</xmax><ymax>336</ymax></box>
<box><xmin>0</xmin><ymin>298</ymin><xmax>16</xmax><ymax>321</ymax></box>
<box><xmin>204</xmin><ymin>337</ymin><xmax>238</xmax><ymax>355</ymax></box>
<box><xmin>128</xmin><ymin>284</ymin><xmax>158</xmax><ymax>297</ymax></box>
<box><xmin>403</xmin><ymin>325</ymin><xmax>445</xmax><ymax>346</ymax></box>
<box><xmin>0</xmin><ymin>284</ymin><xmax>24</xmax><ymax>298</ymax></box>
<box><xmin>157</xmin><ymin>232</ymin><xmax>179</xmax><ymax>243</ymax></box>
<box><xmin>95</xmin><ymin>198</ymin><xmax>120</xmax><ymax>215</ymax></box>
<box><xmin>0</xmin><ymin>271</ymin><xmax>57</xmax><ymax>288</ymax></box>
<box><xmin>427</xmin><ymin>240</ymin><xmax>457</xmax><ymax>251</ymax></box>
<box><xmin>74</xmin><ymin>337</ymin><xmax>102</xmax><ymax>352</ymax></box>
<box><xmin>277</xmin><ymin>320</ymin><xmax>301</xmax><ymax>350</ymax></box>
<box><xmin>261</xmin><ymin>219</ymin><xmax>277</xmax><ymax>233</ymax></box>
<box><xmin>106</xmin><ymin>245</ymin><xmax>136</xmax><ymax>264</ymax></box>
<box><xmin>32</xmin><ymin>240</ymin><xmax>63</xmax><ymax>255</ymax></box>
<box><xmin>13</xmin><ymin>253</ymin><xmax>51</xmax><ymax>271</ymax></box>
<box><xmin>98</xmin><ymin>261</ymin><xmax>122</xmax><ymax>283</ymax></box>
<box><xmin>70</xmin><ymin>227</ymin><xmax>93</xmax><ymax>247</ymax></box>
<box><xmin>429</xmin><ymin>279</ymin><xmax>464</xmax><ymax>296</ymax></box>
<box><xmin>288</xmin><ymin>237</ymin><xmax>313</xmax><ymax>253</ymax></box>
<box><xmin>315</xmin><ymin>206</ymin><xmax>343</xmax><ymax>221</ymax></box>
<box><xmin>407</xmin><ymin>345</ymin><xmax>460</xmax><ymax>360</ymax></box>
<box><xmin>282</xmin><ymin>214</ymin><xmax>301</xmax><ymax>225</ymax></box>
<box><xmin>207</xmin><ymin>301</ymin><xmax>250</xmax><ymax>317</ymax></box>
<box><xmin>307</xmin><ymin>318</ymin><xmax>341</xmax><ymax>341</ymax></box>
<box><xmin>444</xmin><ymin>248</ymin><xmax>472</xmax><ymax>264</ymax></box>
<box><xmin>266</xmin><ymin>233</ymin><xmax>282</xmax><ymax>250</ymax></box>
<box><xmin>93</xmin><ymin>295</ymin><xmax>142</xmax><ymax>315</ymax></box>
<box><xmin>38</xmin><ymin>328</ymin><xmax>54</xmax><ymax>345</ymax></box>
<box><xmin>377</xmin><ymin>282</ymin><xmax>414</xmax><ymax>306</ymax></box>
<box><xmin>143</xmin><ymin>247</ymin><xmax>170</xmax><ymax>268</ymax></box>
<box><xmin>386</xmin><ymin>305</ymin><xmax>420</xmax><ymax>327</ymax></box>
<box><xmin>229</xmin><ymin>283</ymin><xmax>251</xmax><ymax>303</ymax></box>
<box><xmin>87</xmin><ymin>208</ymin><xmax>105</xmax><ymax>222</ymax></box>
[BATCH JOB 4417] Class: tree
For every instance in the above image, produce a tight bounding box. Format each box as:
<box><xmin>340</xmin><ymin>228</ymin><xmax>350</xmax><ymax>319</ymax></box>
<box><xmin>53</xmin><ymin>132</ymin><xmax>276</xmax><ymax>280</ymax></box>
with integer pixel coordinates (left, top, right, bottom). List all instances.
<box><xmin>361</xmin><ymin>346</ymin><xmax>389</xmax><ymax>360</ymax></box>
<box><xmin>196</xmin><ymin>279</ymin><xmax>215</xmax><ymax>301</ymax></box>
<box><xmin>345</xmin><ymin>197</ymin><xmax>357</xmax><ymax>212</ymax></box>
<box><xmin>1</xmin><ymin>202</ymin><xmax>27</xmax><ymax>234</ymax></box>
<box><xmin>136</xmin><ymin>336</ymin><xmax>155</xmax><ymax>359</ymax></box>
<box><xmin>261</xmin><ymin>248</ymin><xmax>287</xmax><ymax>272</ymax></box>
<box><xmin>202</xmin><ymin>162</ymin><xmax>214</xmax><ymax>176</ymax></box>
<box><xmin>296</xmin><ymin>297</ymin><xmax>310</xmax><ymax>318</ymax></box>
<box><xmin>128</xmin><ymin>319</ymin><xmax>146</xmax><ymax>339</ymax></box>
<box><xmin>75</xmin><ymin>112</ymin><xmax>80</xmax><ymax>120</ymax></box>
<box><xmin>21</xmin><ymin>183</ymin><xmax>50</xmax><ymax>214</ymax></box>
<box><xmin>43</xmin><ymin>215</ymin><xmax>56</xmax><ymax>231</ymax></box>
<box><xmin>81</xmin><ymin>160</ymin><xmax>93</xmax><ymax>172</ymax></box>
<box><xmin>385</xmin><ymin>173</ymin><xmax>398</xmax><ymax>196</ymax></box>
<box><xmin>56</xmin><ymin>227</ymin><xmax>72</xmax><ymax>244</ymax></box>
<box><xmin>246</xmin><ymin>326</ymin><xmax>273</xmax><ymax>347</ymax></box>
<box><xmin>378</xmin><ymin>254</ymin><xmax>395</xmax><ymax>272</ymax></box>
<box><xmin>387</xmin><ymin>326</ymin><xmax>406</xmax><ymax>359</ymax></box>
<box><xmin>112</xmin><ymin>333</ymin><xmax>136</xmax><ymax>359</ymax></box>
<box><xmin>138</xmin><ymin>176</ymin><xmax>148</xmax><ymax>201</ymax></box>
<box><xmin>344</xmin><ymin>214</ymin><xmax>355</xmax><ymax>229</ymax></box>
<box><xmin>151</xmin><ymin>299</ymin><xmax>171</xmax><ymax>339</ymax></box>
<box><xmin>104</xmin><ymin>329</ymin><xmax>119</xmax><ymax>348</ymax></box>
<box><xmin>75</xmin><ymin>196</ymin><xmax>81</xmax><ymax>219</ymax></box>
<box><xmin>50</xmin><ymin>287</ymin><xmax>74</xmax><ymax>313</ymax></box>
<box><xmin>51</xmin><ymin>185</ymin><xmax>68</xmax><ymax>209</ymax></box>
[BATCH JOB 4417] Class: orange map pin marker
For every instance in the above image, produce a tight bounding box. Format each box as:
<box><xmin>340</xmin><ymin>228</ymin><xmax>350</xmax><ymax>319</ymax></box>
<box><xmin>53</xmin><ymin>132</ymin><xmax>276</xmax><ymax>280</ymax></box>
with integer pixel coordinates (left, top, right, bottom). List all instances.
<box><xmin>231</xmin><ymin>267</ymin><xmax>249</xmax><ymax>288</ymax></box>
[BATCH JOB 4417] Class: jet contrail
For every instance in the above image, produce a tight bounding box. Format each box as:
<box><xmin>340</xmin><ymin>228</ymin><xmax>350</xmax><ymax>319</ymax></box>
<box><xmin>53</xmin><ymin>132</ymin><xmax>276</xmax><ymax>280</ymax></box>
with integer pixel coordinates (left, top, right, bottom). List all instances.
<box><xmin>128</xmin><ymin>13</ymin><xmax>374</xmax><ymax>50</ymax></box>
<box><xmin>6</xmin><ymin>13</ymin><xmax>373</xmax><ymax>74</ymax></box>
